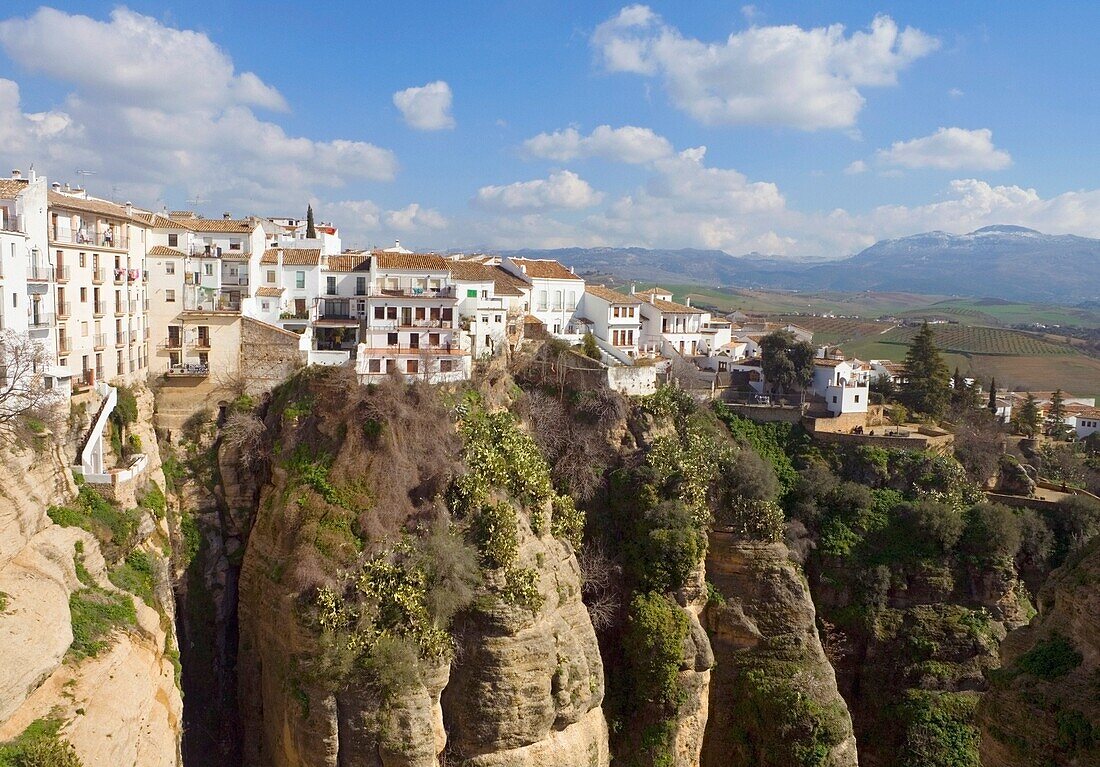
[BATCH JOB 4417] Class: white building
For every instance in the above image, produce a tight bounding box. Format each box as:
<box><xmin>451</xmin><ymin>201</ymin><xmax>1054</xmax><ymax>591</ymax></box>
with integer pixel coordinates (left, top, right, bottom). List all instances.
<box><xmin>354</xmin><ymin>251</ymin><xmax>468</xmax><ymax>383</ymax></box>
<box><xmin>447</xmin><ymin>259</ymin><xmax>528</xmax><ymax>359</ymax></box>
<box><xmin>810</xmin><ymin>354</ymin><xmax>871</xmax><ymax>416</ymax></box>
<box><xmin>580</xmin><ymin>284</ymin><xmax>642</xmax><ymax>360</ymax></box>
<box><xmin>635</xmin><ymin>287</ymin><xmax>708</xmax><ymax>358</ymax></box>
<box><xmin>501</xmin><ymin>257</ymin><xmax>585</xmax><ymax>338</ymax></box>
<box><xmin>1070</xmin><ymin>409</ymin><xmax>1100</xmax><ymax>440</ymax></box>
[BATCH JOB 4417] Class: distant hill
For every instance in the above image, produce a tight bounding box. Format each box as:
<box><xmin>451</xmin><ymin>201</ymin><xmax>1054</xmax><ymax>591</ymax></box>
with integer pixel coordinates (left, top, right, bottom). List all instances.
<box><xmin>500</xmin><ymin>226</ymin><xmax>1100</xmax><ymax>304</ymax></box>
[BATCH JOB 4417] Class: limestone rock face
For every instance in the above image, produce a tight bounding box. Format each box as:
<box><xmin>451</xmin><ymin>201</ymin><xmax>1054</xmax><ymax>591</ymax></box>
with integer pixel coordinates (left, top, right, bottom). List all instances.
<box><xmin>667</xmin><ymin>560</ymin><xmax>714</xmax><ymax>766</ymax></box>
<box><xmin>443</xmin><ymin>521</ymin><xmax>608</xmax><ymax>766</ymax></box>
<box><xmin>977</xmin><ymin>538</ymin><xmax>1100</xmax><ymax>766</ymax></box>
<box><xmin>0</xmin><ymin>392</ymin><xmax>183</xmax><ymax>767</ymax></box>
<box><xmin>701</xmin><ymin>534</ymin><xmax>858</xmax><ymax>767</ymax></box>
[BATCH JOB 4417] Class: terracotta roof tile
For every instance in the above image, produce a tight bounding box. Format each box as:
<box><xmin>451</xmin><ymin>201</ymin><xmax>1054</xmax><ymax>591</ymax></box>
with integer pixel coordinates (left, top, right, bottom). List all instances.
<box><xmin>0</xmin><ymin>179</ymin><xmax>29</xmax><ymax>199</ymax></box>
<box><xmin>326</xmin><ymin>253</ymin><xmax>371</xmax><ymax>272</ymax></box>
<box><xmin>256</xmin><ymin>287</ymin><xmax>284</xmax><ymax>297</ymax></box>
<box><xmin>509</xmin><ymin>258</ymin><xmax>582</xmax><ymax>281</ymax></box>
<box><xmin>260</xmin><ymin>248</ymin><xmax>278</xmax><ymax>265</ymax></box>
<box><xmin>585</xmin><ymin>284</ymin><xmax>641</xmax><ymax>305</ymax></box>
<box><xmin>148</xmin><ymin>245</ymin><xmax>187</xmax><ymax>258</ymax></box>
<box><xmin>48</xmin><ymin>190</ymin><xmax>135</xmax><ymax>220</ymax></box>
<box><xmin>167</xmin><ymin>213</ymin><xmax>255</xmax><ymax>233</ymax></box>
<box><xmin>373</xmin><ymin>251</ymin><xmax>450</xmax><ymax>271</ymax></box>
<box><xmin>488</xmin><ymin>266</ymin><xmax>528</xmax><ymax>297</ymax></box>
<box><xmin>281</xmin><ymin>248</ymin><xmax>321</xmax><ymax>265</ymax></box>
<box><xmin>641</xmin><ymin>296</ymin><xmax>703</xmax><ymax>314</ymax></box>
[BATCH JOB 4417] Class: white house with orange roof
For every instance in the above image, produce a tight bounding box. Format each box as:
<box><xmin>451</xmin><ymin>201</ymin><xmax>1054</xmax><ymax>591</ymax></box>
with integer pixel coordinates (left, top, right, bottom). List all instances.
<box><xmin>447</xmin><ymin>259</ymin><xmax>529</xmax><ymax>358</ymax></box>
<box><xmin>810</xmin><ymin>351</ymin><xmax>871</xmax><ymax>416</ymax></box>
<box><xmin>354</xmin><ymin>250</ymin><xmax>468</xmax><ymax>383</ymax></box>
<box><xmin>501</xmin><ymin>257</ymin><xmax>585</xmax><ymax>338</ymax></box>
<box><xmin>580</xmin><ymin>284</ymin><xmax>643</xmax><ymax>360</ymax></box>
<box><xmin>635</xmin><ymin>286</ymin><xmax>709</xmax><ymax>358</ymax></box>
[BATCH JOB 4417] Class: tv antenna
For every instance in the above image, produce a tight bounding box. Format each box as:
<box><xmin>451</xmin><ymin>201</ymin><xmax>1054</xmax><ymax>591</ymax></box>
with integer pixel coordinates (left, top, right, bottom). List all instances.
<box><xmin>75</xmin><ymin>169</ymin><xmax>96</xmax><ymax>185</ymax></box>
<box><xmin>187</xmin><ymin>193</ymin><xmax>205</xmax><ymax>210</ymax></box>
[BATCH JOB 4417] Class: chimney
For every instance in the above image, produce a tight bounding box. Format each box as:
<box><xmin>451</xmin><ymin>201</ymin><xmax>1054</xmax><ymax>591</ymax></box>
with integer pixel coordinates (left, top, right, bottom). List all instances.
<box><xmin>125</xmin><ymin>202</ymin><xmax>133</xmax><ymax>217</ymax></box>
<box><xmin>630</xmin><ymin>282</ymin><xmax>636</xmax><ymax>295</ymax></box>
<box><xmin>569</xmin><ymin>265</ymin><xmax>575</xmax><ymax>274</ymax></box>
<box><xmin>10</xmin><ymin>169</ymin><xmax>20</xmax><ymax>180</ymax></box>
<box><xmin>51</xmin><ymin>182</ymin><xmax>61</xmax><ymax>191</ymax></box>
<box><xmin>685</xmin><ymin>296</ymin><xmax>691</xmax><ymax>307</ymax></box>
<box><xmin>394</xmin><ymin>240</ymin><xmax>400</xmax><ymax>249</ymax></box>
<box><xmin>223</xmin><ymin>212</ymin><xmax>232</xmax><ymax>220</ymax></box>
<box><xmin>649</xmin><ymin>294</ymin><xmax>655</xmax><ymax>304</ymax></box>
<box><xmin>64</xmin><ymin>183</ymin><xmax>71</xmax><ymax>192</ymax></box>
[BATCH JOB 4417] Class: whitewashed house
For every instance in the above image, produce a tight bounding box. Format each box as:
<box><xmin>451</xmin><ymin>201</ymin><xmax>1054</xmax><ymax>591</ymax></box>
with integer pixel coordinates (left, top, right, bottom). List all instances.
<box><xmin>1071</xmin><ymin>409</ymin><xmax>1100</xmax><ymax>440</ymax></box>
<box><xmin>580</xmin><ymin>284</ymin><xmax>642</xmax><ymax>360</ymax></box>
<box><xmin>355</xmin><ymin>251</ymin><xmax>468</xmax><ymax>383</ymax></box>
<box><xmin>635</xmin><ymin>287</ymin><xmax>709</xmax><ymax>358</ymax></box>
<box><xmin>810</xmin><ymin>354</ymin><xmax>871</xmax><ymax>416</ymax></box>
<box><xmin>447</xmin><ymin>259</ymin><xmax>527</xmax><ymax>358</ymax></box>
<box><xmin>501</xmin><ymin>257</ymin><xmax>585</xmax><ymax>338</ymax></box>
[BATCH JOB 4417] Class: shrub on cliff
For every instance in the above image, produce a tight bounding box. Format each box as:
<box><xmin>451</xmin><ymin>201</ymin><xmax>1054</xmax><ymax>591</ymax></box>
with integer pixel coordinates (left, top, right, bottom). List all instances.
<box><xmin>622</xmin><ymin>592</ymin><xmax>690</xmax><ymax>711</ymax></box>
<box><xmin>0</xmin><ymin>717</ymin><xmax>83</xmax><ymax>767</ymax></box>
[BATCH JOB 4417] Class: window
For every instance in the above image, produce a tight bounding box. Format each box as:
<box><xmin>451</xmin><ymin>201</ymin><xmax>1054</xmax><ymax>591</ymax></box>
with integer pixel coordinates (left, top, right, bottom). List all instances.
<box><xmin>440</xmin><ymin>359</ymin><xmax>453</xmax><ymax>373</ymax></box>
<box><xmin>429</xmin><ymin>333</ymin><xmax>439</xmax><ymax>346</ymax></box>
<box><xmin>80</xmin><ymin>287</ymin><xmax>87</xmax><ymax>302</ymax></box>
<box><xmin>166</xmin><ymin>289</ymin><xmax>176</xmax><ymax>302</ymax></box>
<box><xmin>537</xmin><ymin>290</ymin><xmax>548</xmax><ymax>311</ymax></box>
<box><xmin>406</xmin><ymin>359</ymin><xmax>419</xmax><ymax>374</ymax></box>
<box><xmin>204</xmin><ymin>263</ymin><xmax>214</xmax><ymax>276</ymax></box>
<box><xmin>566</xmin><ymin>290</ymin><xmax>576</xmax><ymax>310</ymax></box>
<box><xmin>79</xmin><ymin>253</ymin><xmax>86</xmax><ymax>267</ymax></box>
<box><xmin>387</xmin><ymin>332</ymin><xmax>398</xmax><ymax>346</ymax></box>
<box><xmin>368</xmin><ymin>359</ymin><xmax>381</xmax><ymax>373</ymax></box>
<box><xmin>261</xmin><ymin>301</ymin><xmax>269</xmax><ymax>312</ymax></box>
<box><xmin>832</xmin><ymin>396</ymin><xmax>838</xmax><ymax>404</ymax></box>
<box><xmin>854</xmin><ymin>395</ymin><xmax>860</xmax><ymax>403</ymax></box>
<box><xmin>374</xmin><ymin>306</ymin><xmax>385</xmax><ymax>320</ymax></box>
<box><xmin>495</xmin><ymin>314</ymin><xmax>502</xmax><ymax>323</ymax></box>
<box><xmin>229</xmin><ymin>241</ymin><xmax>242</xmax><ymax>250</ymax></box>
<box><xmin>356</xmin><ymin>277</ymin><xmax>366</xmax><ymax>295</ymax></box>
<box><xmin>295</xmin><ymin>271</ymin><xmax>305</xmax><ymax>289</ymax></box>
<box><xmin>166</xmin><ymin>261</ymin><xmax>175</xmax><ymax>275</ymax></box>
<box><xmin>327</xmin><ymin>276</ymin><xmax>336</xmax><ymax>294</ymax></box>
<box><xmin>467</xmin><ymin>288</ymin><xmax>478</xmax><ymax>298</ymax></box>
<box><xmin>168</xmin><ymin>234</ymin><xmax>178</xmax><ymax>247</ymax></box>
<box><xmin>266</xmin><ymin>270</ymin><xmax>275</xmax><ymax>284</ymax></box>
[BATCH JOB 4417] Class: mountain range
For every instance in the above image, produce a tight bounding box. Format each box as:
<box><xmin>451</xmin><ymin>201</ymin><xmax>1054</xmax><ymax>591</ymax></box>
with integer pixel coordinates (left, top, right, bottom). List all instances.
<box><xmin>501</xmin><ymin>226</ymin><xmax>1100</xmax><ymax>304</ymax></box>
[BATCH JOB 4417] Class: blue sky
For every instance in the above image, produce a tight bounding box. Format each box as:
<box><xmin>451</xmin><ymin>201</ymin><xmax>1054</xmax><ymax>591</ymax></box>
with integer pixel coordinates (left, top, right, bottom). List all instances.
<box><xmin>1</xmin><ymin>2</ymin><xmax>1098</xmax><ymax>258</ymax></box>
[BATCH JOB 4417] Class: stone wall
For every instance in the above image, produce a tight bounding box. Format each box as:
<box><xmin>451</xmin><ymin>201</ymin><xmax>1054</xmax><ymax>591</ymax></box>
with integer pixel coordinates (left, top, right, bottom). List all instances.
<box><xmin>721</xmin><ymin>403</ymin><xmax>805</xmax><ymax>425</ymax></box>
<box><xmin>239</xmin><ymin>317</ymin><xmax>303</xmax><ymax>395</ymax></box>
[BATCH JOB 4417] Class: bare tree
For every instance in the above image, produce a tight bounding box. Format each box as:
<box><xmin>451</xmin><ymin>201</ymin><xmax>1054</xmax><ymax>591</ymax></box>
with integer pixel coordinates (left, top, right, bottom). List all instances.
<box><xmin>0</xmin><ymin>331</ymin><xmax>64</xmax><ymax>440</ymax></box>
<box><xmin>577</xmin><ymin>542</ymin><xmax>621</xmax><ymax>631</ymax></box>
<box><xmin>219</xmin><ymin>411</ymin><xmax>268</xmax><ymax>470</ymax></box>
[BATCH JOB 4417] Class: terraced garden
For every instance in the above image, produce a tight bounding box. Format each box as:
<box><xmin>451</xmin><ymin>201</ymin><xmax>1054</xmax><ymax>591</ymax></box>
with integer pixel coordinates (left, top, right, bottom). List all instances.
<box><xmin>877</xmin><ymin>324</ymin><xmax>1075</xmax><ymax>356</ymax></box>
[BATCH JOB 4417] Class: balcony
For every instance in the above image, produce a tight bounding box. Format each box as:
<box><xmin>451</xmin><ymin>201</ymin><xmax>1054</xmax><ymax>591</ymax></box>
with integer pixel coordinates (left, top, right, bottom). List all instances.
<box><xmin>1</xmin><ymin>212</ymin><xmax>22</xmax><ymax>233</ymax></box>
<box><xmin>51</xmin><ymin>229</ymin><xmax>128</xmax><ymax>250</ymax></box>
<box><xmin>279</xmin><ymin>310</ymin><xmax>310</xmax><ymax>320</ymax></box>
<box><xmin>368</xmin><ymin>285</ymin><xmax>457</xmax><ymax>299</ymax></box>
<box><xmin>93</xmin><ymin>334</ymin><xmax>107</xmax><ymax>350</ymax></box>
<box><xmin>159</xmin><ymin>337</ymin><xmax>182</xmax><ymax>350</ymax></box>
<box><xmin>55</xmin><ymin>266</ymin><xmax>70</xmax><ymax>282</ymax></box>
<box><xmin>115</xmin><ymin>332</ymin><xmax>127</xmax><ymax>347</ymax></box>
<box><xmin>28</xmin><ymin>265</ymin><xmax>53</xmax><ymax>282</ymax></box>
<box><xmin>29</xmin><ymin>313</ymin><xmax>54</xmax><ymax>329</ymax></box>
<box><xmin>369</xmin><ymin>318</ymin><xmax>449</xmax><ymax>330</ymax></box>
<box><xmin>59</xmin><ymin>337</ymin><xmax>71</xmax><ymax>354</ymax></box>
<box><xmin>166</xmin><ymin>363</ymin><xmax>209</xmax><ymax>378</ymax></box>
<box><xmin>93</xmin><ymin>302</ymin><xmax>105</xmax><ymax>317</ymax></box>
<box><xmin>143</xmin><ymin>328</ymin><xmax>150</xmax><ymax>340</ymax></box>
<box><xmin>57</xmin><ymin>302</ymin><xmax>71</xmax><ymax>318</ymax></box>
<box><xmin>91</xmin><ymin>268</ymin><xmax>106</xmax><ymax>284</ymax></box>
<box><xmin>183</xmin><ymin>297</ymin><xmax>240</xmax><ymax>313</ymax></box>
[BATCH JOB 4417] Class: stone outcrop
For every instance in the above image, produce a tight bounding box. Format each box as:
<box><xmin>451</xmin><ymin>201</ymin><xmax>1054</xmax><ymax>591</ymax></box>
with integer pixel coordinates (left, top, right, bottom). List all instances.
<box><xmin>701</xmin><ymin>535</ymin><xmax>858</xmax><ymax>767</ymax></box>
<box><xmin>977</xmin><ymin>537</ymin><xmax>1100</xmax><ymax>766</ymax></box>
<box><xmin>443</xmin><ymin>517</ymin><xmax>608</xmax><ymax>766</ymax></box>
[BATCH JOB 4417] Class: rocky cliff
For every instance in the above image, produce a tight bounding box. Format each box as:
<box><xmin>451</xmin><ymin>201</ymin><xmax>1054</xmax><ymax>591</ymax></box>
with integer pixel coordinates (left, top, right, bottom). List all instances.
<box><xmin>0</xmin><ymin>385</ymin><xmax>182</xmax><ymax>766</ymax></box>
<box><xmin>702</xmin><ymin>536</ymin><xmax>857</xmax><ymax>767</ymax></box>
<box><xmin>978</xmin><ymin>536</ymin><xmax>1100</xmax><ymax>766</ymax></box>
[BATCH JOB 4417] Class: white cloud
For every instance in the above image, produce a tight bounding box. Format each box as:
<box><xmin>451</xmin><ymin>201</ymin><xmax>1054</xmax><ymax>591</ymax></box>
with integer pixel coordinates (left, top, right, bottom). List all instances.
<box><xmin>844</xmin><ymin>160</ymin><xmax>868</xmax><ymax>175</ymax></box>
<box><xmin>876</xmin><ymin>127</ymin><xmax>1011</xmax><ymax>170</ymax></box>
<box><xmin>0</xmin><ymin>7</ymin><xmax>287</xmax><ymax>112</ymax></box>
<box><xmin>475</xmin><ymin>170</ymin><xmax>603</xmax><ymax>211</ymax></box>
<box><xmin>591</xmin><ymin>6</ymin><xmax>938</xmax><ymax>130</ymax></box>
<box><xmin>948</xmin><ymin>87</ymin><xmax>964</xmax><ymax>98</ymax></box>
<box><xmin>0</xmin><ymin>8</ymin><xmax>397</xmax><ymax>214</ymax></box>
<box><xmin>385</xmin><ymin>203</ymin><xmax>448</xmax><ymax>231</ymax></box>
<box><xmin>393</xmin><ymin>81</ymin><xmax>455</xmax><ymax>130</ymax></box>
<box><xmin>523</xmin><ymin>125</ymin><xmax>673</xmax><ymax>164</ymax></box>
<box><xmin>741</xmin><ymin>5</ymin><xmax>761</xmax><ymax>23</ymax></box>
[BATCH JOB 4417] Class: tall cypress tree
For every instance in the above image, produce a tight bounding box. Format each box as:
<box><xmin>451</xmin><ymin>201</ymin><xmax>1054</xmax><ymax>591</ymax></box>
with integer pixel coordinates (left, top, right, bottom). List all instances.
<box><xmin>305</xmin><ymin>204</ymin><xmax>317</xmax><ymax>239</ymax></box>
<box><xmin>1048</xmin><ymin>389</ymin><xmax>1067</xmax><ymax>437</ymax></box>
<box><xmin>988</xmin><ymin>377</ymin><xmax>998</xmax><ymax>414</ymax></box>
<box><xmin>1014</xmin><ymin>394</ymin><xmax>1042</xmax><ymax>437</ymax></box>
<box><xmin>900</xmin><ymin>322</ymin><xmax>951</xmax><ymax>418</ymax></box>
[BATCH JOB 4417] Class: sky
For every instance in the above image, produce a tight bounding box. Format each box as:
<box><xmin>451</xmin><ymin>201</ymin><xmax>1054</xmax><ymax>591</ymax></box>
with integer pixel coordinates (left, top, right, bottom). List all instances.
<box><xmin>1</xmin><ymin>1</ymin><xmax>1099</xmax><ymax>259</ymax></box>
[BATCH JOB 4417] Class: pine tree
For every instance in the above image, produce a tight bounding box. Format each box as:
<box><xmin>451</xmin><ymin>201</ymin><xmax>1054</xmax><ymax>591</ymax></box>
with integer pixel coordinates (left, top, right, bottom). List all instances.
<box><xmin>1014</xmin><ymin>394</ymin><xmax>1042</xmax><ymax>437</ymax></box>
<box><xmin>1047</xmin><ymin>389</ymin><xmax>1067</xmax><ymax>438</ymax></box>
<box><xmin>306</xmin><ymin>204</ymin><xmax>317</xmax><ymax>239</ymax></box>
<box><xmin>900</xmin><ymin>322</ymin><xmax>951</xmax><ymax>418</ymax></box>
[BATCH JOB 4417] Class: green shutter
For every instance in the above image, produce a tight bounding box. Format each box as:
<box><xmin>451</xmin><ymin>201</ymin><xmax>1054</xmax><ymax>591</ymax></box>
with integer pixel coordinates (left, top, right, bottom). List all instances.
<box><xmin>467</xmin><ymin>289</ymin><xmax>478</xmax><ymax>298</ymax></box>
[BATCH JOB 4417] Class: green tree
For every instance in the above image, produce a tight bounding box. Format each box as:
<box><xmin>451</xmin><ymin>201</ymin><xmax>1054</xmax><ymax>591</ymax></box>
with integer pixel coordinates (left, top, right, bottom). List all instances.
<box><xmin>305</xmin><ymin>204</ymin><xmax>317</xmax><ymax>239</ymax></box>
<box><xmin>987</xmin><ymin>377</ymin><xmax>998</xmax><ymax>416</ymax></box>
<box><xmin>1013</xmin><ymin>394</ymin><xmax>1042</xmax><ymax>438</ymax></box>
<box><xmin>1047</xmin><ymin>389</ymin><xmax>1068</xmax><ymax>438</ymax></box>
<box><xmin>582</xmin><ymin>332</ymin><xmax>601</xmax><ymax>360</ymax></box>
<box><xmin>760</xmin><ymin>330</ymin><xmax>815</xmax><ymax>395</ymax></box>
<box><xmin>900</xmin><ymin>322</ymin><xmax>951</xmax><ymax>418</ymax></box>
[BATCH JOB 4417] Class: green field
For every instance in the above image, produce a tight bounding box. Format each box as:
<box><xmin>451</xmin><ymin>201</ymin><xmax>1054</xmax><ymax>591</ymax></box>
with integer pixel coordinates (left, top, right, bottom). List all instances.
<box><xmin>897</xmin><ymin>299</ymin><xmax>1100</xmax><ymax>328</ymax></box>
